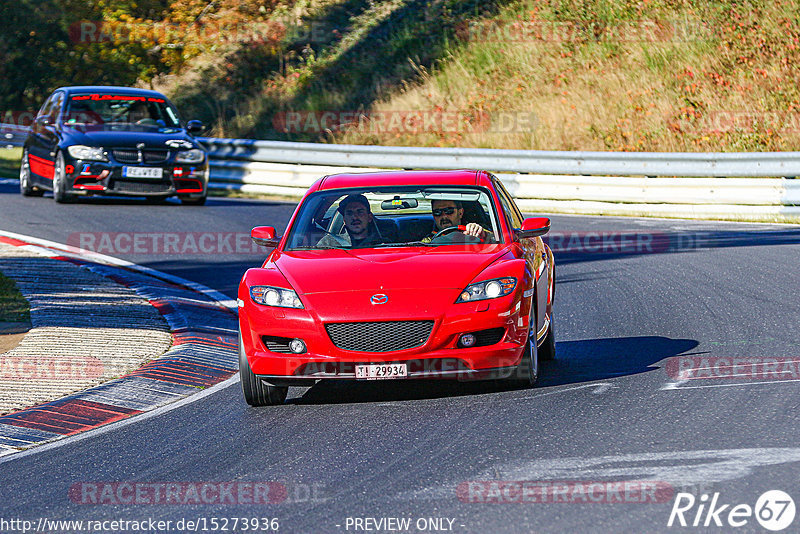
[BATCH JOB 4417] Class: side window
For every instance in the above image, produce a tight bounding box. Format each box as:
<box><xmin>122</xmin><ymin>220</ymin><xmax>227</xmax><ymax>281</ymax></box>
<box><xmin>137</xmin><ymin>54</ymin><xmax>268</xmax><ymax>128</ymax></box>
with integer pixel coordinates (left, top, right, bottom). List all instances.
<box><xmin>494</xmin><ymin>178</ymin><xmax>524</xmax><ymax>229</ymax></box>
<box><xmin>49</xmin><ymin>92</ymin><xmax>64</xmax><ymax>121</ymax></box>
<box><xmin>37</xmin><ymin>94</ymin><xmax>55</xmax><ymax>119</ymax></box>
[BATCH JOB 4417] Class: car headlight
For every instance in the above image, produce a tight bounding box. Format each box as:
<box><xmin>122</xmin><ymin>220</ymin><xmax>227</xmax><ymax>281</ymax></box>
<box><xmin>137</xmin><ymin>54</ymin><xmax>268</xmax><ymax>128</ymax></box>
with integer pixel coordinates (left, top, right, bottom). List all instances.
<box><xmin>250</xmin><ymin>285</ymin><xmax>304</xmax><ymax>309</ymax></box>
<box><xmin>456</xmin><ymin>277</ymin><xmax>516</xmax><ymax>303</ymax></box>
<box><xmin>175</xmin><ymin>149</ymin><xmax>205</xmax><ymax>163</ymax></box>
<box><xmin>67</xmin><ymin>145</ymin><xmax>107</xmax><ymax>161</ymax></box>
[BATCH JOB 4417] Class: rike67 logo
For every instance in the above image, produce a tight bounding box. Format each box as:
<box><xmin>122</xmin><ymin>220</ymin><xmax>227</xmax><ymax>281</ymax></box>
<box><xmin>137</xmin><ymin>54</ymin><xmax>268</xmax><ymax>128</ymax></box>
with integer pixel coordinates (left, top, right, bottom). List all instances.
<box><xmin>668</xmin><ymin>490</ymin><xmax>795</xmax><ymax>531</ymax></box>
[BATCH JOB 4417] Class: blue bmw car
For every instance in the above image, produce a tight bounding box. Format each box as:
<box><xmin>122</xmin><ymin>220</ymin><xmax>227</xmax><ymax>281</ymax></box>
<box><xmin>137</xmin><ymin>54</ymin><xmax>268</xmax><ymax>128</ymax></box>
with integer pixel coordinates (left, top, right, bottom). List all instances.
<box><xmin>20</xmin><ymin>86</ymin><xmax>209</xmax><ymax>205</ymax></box>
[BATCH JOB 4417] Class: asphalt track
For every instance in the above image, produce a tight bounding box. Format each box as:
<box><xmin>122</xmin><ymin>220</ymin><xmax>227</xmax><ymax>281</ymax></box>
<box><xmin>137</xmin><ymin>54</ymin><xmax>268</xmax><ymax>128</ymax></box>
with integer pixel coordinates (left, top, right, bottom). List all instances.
<box><xmin>1</xmin><ymin>183</ymin><xmax>800</xmax><ymax>533</ymax></box>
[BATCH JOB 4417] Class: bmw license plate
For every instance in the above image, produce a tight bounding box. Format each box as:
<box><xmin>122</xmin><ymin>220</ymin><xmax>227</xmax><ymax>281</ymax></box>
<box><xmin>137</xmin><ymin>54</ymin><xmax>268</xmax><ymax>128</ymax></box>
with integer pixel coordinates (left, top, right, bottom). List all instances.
<box><xmin>355</xmin><ymin>363</ymin><xmax>408</xmax><ymax>380</ymax></box>
<box><xmin>123</xmin><ymin>166</ymin><xmax>163</xmax><ymax>178</ymax></box>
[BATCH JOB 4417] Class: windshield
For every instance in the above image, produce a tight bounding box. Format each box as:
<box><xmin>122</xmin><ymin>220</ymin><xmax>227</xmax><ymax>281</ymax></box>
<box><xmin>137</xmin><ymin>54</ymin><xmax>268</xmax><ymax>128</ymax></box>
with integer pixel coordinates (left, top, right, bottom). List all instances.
<box><xmin>62</xmin><ymin>93</ymin><xmax>182</xmax><ymax>132</ymax></box>
<box><xmin>285</xmin><ymin>186</ymin><xmax>502</xmax><ymax>250</ymax></box>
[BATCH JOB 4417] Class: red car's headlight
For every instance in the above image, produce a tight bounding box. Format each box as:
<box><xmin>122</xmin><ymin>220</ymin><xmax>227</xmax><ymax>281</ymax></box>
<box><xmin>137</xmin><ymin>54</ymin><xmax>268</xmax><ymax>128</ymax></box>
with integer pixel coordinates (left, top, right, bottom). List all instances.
<box><xmin>250</xmin><ymin>285</ymin><xmax>304</xmax><ymax>309</ymax></box>
<box><xmin>456</xmin><ymin>277</ymin><xmax>516</xmax><ymax>303</ymax></box>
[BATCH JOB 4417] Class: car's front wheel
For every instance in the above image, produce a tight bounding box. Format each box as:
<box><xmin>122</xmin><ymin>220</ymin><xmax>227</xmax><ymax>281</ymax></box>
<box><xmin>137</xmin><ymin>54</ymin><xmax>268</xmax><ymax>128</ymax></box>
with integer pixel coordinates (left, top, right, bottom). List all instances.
<box><xmin>239</xmin><ymin>334</ymin><xmax>288</xmax><ymax>406</ymax></box>
<box><xmin>539</xmin><ymin>314</ymin><xmax>556</xmax><ymax>361</ymax></box>
<box><xmin>52</xmin><ymin>151</ymin><xmax>73</xmax><ymax>203</ymax></box>
<box><xmin>19</xmin><ymin>149</ymin><xmax>43</xmax><ymax>197</ymax></box>
<box><xmin>509</xmin><ymin>311</ymin><xmax>539</xmax><ymax>388</ymax></box>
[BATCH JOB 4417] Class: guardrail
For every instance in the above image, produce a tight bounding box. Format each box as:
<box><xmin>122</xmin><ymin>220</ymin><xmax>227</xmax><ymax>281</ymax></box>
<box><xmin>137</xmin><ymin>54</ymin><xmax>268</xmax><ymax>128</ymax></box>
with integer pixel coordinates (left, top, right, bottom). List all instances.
<box><xmin>0</xmin><ymin>124</ymin><xmax>28</xmax><ymax>149</ymax></box>
<box><xmin>4</xmin><ymin>124</ymin><xmax>800</xmax><ymax>219</ymax></box>
<box><xmin>199</xmin><ymin>137</ymin><xmax>800</xmax><ymax>220</ymax></box>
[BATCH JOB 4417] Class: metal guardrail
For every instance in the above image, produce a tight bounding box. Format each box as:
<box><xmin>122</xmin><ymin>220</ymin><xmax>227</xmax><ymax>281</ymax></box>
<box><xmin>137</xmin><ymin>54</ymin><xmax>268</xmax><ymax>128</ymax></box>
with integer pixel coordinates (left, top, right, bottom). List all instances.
<box><xmin>5</xmin><ymin>124</ymin><xmax>800</xmax><ymax>219</ymax></box>
<box><xmin>0</xmin><ymin>124</ymin><xmax>28</xmax><ymax>149</ymax></box>
<box><xmin>199</xmin><ymin>137</ymin><xmax>800</xmax><ymax>178</ymax></box>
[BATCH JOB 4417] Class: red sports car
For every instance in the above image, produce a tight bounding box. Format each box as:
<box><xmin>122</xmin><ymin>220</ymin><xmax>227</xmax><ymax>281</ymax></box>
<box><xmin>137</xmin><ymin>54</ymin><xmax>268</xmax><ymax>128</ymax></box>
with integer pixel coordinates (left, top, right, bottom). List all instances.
<box><xmin>237</xmin><ymin>170</ymin><xmax>555</xmax><ymax>405</ymax></box>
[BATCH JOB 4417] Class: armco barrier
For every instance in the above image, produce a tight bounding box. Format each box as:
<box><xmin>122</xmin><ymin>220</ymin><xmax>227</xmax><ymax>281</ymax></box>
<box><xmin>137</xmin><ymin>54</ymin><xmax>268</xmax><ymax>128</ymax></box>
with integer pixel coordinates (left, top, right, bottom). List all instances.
<box><xmin>5</xmin><ymin>124</ymin><xmax>800</xmax><ymax>219</ymax></box>
<box><xmin>198</xmin><ymin>137</ymin><xmax>800</xmax><ymax>219</ymax></box>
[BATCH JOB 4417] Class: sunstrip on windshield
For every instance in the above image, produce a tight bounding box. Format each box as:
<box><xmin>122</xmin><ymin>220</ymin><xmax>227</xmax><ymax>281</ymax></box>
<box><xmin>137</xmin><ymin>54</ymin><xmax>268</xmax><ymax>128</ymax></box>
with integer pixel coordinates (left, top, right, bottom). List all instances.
<box><xmin>71</xmin><ymin>95</ymin><xmax>165</xmax><ymax>103</ymax></box>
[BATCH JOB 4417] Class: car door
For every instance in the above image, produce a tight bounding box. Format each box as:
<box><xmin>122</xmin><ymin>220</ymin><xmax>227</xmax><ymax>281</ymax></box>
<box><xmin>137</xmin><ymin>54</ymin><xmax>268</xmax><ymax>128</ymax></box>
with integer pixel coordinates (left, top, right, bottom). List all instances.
<box><xmin>28</xmin><ymin>91</ymin><xmax>63</xmax><ymax>186</ymax></box>
<box><xmin>493</xmin><ymin>177</ymin><xmax>550</xmax><ymax>337</ymax></box>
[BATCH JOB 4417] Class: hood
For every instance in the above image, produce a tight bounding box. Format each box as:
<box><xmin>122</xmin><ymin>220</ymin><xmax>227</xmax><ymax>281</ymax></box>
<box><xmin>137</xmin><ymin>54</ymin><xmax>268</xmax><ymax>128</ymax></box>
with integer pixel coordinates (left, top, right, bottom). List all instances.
<box><xmin>62</xmin><ymin>126</ymin><xmax>197</xmax><ymax>149</ymax></box>
<box><xmin>273</xmin><ymin>244</ymin><xmax>510</xmax><ymax>295</ymax></box>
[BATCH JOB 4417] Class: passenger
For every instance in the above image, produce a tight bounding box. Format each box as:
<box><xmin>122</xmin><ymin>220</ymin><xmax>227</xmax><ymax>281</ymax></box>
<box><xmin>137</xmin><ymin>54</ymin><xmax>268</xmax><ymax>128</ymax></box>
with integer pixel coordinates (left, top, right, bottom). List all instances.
<box><xmin>317</xmin><ymin>194</ymin><xmax>387</xmax><ymax>248</ymax></box>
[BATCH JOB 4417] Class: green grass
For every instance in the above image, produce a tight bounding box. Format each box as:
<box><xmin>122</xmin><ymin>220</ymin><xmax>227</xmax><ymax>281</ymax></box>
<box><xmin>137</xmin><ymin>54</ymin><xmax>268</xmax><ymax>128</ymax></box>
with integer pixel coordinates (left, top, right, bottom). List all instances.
<box><xmin>157</xmin><ymin>0</ymin><xmax>800</xmax><ymax>152</ymax></box>
<box><xmin>0</xmin><ymin>148</ymin><xmax>21</xmax><ymax>179</ymax></box>
<box><xmin>0</xmin><ymin>271</ymin><xmax>30</xmax><ymax>323</ymax></box>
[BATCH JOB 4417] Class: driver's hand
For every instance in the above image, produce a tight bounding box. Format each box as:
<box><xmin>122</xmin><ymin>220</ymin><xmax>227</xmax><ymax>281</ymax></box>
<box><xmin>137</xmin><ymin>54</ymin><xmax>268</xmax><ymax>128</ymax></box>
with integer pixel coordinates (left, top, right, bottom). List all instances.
<box><xmin>463</xmin><ymin>223</ymin><xmax>486</xmax><ymax>239</ymax></box>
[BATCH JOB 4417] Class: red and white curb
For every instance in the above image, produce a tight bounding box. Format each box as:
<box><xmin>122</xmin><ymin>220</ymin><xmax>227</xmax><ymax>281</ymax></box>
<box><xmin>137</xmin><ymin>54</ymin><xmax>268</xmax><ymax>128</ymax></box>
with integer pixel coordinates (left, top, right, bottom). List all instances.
<box><xmin>0</xmin><ymin>230</ymin><xmax>240</xmax><ymax>457</ymax></box>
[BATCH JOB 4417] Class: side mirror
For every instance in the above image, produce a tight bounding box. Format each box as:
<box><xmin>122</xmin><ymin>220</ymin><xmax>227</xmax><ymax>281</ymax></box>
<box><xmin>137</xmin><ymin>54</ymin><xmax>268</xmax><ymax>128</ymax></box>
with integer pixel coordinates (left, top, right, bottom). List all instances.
<box><xmin>36</xmin><ymin>116</ymin><xmax>52</xmax><ymax>127</ymax></box>
<box><xmin>516</xmin><ymin>217</ymin><xmax>550</xmax><ymax>239</ymax></box>
<box><xmin>251</xmin><ymin>226</ymin><xmax>281</xmax><ymax>247</ymax></box>
<box><xmin>186</xmin><ymin>120</ymin><xmax>204</xmax><ymax>135</ymax></box>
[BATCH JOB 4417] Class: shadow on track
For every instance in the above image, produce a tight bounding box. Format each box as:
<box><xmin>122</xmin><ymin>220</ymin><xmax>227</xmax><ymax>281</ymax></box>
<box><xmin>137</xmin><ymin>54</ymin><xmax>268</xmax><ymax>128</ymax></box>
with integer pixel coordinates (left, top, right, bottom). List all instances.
<box><xmin>285</xmin><ymin>335</ymin><xmax>697</xmax><ymax>405</ymax></box>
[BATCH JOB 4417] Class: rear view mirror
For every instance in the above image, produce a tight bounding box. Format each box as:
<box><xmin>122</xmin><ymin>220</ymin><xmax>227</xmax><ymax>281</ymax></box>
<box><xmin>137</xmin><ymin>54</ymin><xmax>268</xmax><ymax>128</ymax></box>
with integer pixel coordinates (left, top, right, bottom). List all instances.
<box><xmin>380</xmin><ymin>196</ymin><xmax>419</xmax><ymax>210</ymax></box>
<box><xmin>186</xmin><ymin>120</ymin><xmax>205</xmax><ymax>135</ymax></box>
<box><xmin>251</xmin><ymin>226</ymin><xmax>281</xmax><ymax>247</ymax></box>
<box><xmin>516</xmin><ymin>217</ymin><xmax>551</xmax><ymax>239</ymax></box>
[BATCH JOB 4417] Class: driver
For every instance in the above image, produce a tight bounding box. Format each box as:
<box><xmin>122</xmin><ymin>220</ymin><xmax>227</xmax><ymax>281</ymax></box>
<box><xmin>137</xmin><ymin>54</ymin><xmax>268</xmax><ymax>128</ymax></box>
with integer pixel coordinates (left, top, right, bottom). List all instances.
<box><xmin>421</xmin><ymin>199</ymin><xmax>492</xmax><ymax>243</ymax></box>
<box><xmin>317</xmin><ymin>194</ymin><xmax>387</xmax><ymax>248</ymax></box>
<box><xmin>128</xmin><ymin>101</ymin><xmax>150</xmax><ymax>124</ymax></box>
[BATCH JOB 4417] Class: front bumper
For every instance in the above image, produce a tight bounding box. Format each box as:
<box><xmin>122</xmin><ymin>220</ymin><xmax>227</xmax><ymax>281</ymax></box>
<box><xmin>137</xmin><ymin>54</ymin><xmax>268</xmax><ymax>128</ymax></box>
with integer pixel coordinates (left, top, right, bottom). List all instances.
<box><xmin>63</xmin><ymin>157</ymin><xmax>208</xmax><ymax>197</ymax></box>
<box><xmin>239</xmin><ymin>292</ymin><xmax>533</xmax><ymax>383</ymax></box>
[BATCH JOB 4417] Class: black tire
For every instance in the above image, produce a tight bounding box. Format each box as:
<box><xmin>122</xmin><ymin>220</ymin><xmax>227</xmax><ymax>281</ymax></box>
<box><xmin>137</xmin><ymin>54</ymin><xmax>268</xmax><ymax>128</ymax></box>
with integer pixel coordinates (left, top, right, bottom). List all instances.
<box><xmin>19</xmin><ymin>149</ymin><xmax>43</xmax><ymax>197</ymax></box>
<box><xmin>239</xmin><ymin>334</ymin><xmax>288</xmax><ymax>406</ymax></box>
<box><xmin>52</xmin><ymin>151</ymin><xmax>73</xmax><ymax>203</ymax></box>
<box><xmin>539</xmin><ymin>314</ymin><xmax>556</xmax><ymax>361</ymax></box>
<box><xmin>508</xmin><ymin>316</ymin><xmax>539</xmax><ymax>388</ymax></box>
<box><xmin>181</xmin><ymin>195</ymin><xmax>207</xmax><ymax>206</ymax></box>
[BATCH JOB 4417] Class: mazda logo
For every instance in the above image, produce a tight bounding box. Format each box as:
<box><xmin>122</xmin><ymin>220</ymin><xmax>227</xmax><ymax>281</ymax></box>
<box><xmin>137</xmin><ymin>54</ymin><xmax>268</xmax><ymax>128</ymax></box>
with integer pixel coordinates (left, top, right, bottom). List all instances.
<box><xmin>370</xmin><ymin>294</ymin><xmax>388</xmax><ymax>305</ymax></box>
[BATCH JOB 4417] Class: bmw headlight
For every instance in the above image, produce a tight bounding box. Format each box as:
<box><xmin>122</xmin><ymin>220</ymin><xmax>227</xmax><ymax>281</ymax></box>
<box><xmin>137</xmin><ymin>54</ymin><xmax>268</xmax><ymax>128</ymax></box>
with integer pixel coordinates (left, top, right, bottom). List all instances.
<box><xmin>250</xmin><ymin>285</ymin><xmax>304</xmax><ymax>309</ymax></box>
<box><xmin>67</xmin><ymin>145</ymin><xmax>107</xmax><ymax>161</ymax></box>
<box><xmin>175</xmin><ymin>149</ymin><xmax>205</xmax><ymax>163</ymax></box>
<box><xmin>456</xmin><ymin>277</ymin><xmax>516</xmax><ymax>303</ymax></box>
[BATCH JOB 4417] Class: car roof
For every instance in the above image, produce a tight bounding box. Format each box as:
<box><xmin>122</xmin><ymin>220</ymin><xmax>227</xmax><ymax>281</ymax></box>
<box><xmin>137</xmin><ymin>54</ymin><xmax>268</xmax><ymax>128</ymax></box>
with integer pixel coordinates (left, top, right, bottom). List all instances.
<box><xmin>55</xmin><ymin>86</ymin><xmax>169</xmax><ymax>98</ymax></box>
<box><xmin>317</xmin><ymin>169</ymin><xmax>492</xmax><ymax>190</ymax></box>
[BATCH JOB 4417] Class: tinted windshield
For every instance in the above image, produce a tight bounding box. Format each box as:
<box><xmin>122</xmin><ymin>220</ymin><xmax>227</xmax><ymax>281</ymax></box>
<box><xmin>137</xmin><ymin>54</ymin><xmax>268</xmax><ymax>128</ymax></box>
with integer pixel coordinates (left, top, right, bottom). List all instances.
<box><xmin>285</xmin><ymin>186</ymin><xmax>501</xmax><ymax>250</ymax></box>
<box><xmin>63</xmin><ymin>93</ymin><xmax>182</xmax><ymax>132</ymax></box>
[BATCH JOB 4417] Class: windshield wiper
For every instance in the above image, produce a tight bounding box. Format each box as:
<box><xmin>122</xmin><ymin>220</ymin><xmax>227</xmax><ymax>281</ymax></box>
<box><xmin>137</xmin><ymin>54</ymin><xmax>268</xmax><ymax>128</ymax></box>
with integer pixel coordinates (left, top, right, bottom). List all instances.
<box><xmin>373</xmin><ymin>241</ymin><xmax>431</xmax><ymax>248</ymax></box>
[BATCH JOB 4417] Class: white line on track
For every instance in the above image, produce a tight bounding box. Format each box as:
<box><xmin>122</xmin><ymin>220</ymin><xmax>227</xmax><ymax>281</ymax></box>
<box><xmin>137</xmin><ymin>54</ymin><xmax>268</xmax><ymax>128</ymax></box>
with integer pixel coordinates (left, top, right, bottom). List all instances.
<box><xmin>0</xmin><ymin>229</ymin><xmax>237</xmax><ymax>310</ymax></box>
<box><xmin>0</xmin><ymin>229</ymin><xmax>242</xmax><ymax>463</ymax></box>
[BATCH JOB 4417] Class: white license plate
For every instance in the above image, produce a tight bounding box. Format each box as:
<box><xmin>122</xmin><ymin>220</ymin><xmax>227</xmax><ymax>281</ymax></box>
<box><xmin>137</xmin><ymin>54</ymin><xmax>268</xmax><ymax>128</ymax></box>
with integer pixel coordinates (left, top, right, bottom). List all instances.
<box><xmin>355</xmin><ymin>363</ymin><xmax>408</xmax><ymax>380</ymax></box>
<box><xmin>123</xmin><ymin>166</ymin><xmax>163</xmax><ymax>178</ymax></box>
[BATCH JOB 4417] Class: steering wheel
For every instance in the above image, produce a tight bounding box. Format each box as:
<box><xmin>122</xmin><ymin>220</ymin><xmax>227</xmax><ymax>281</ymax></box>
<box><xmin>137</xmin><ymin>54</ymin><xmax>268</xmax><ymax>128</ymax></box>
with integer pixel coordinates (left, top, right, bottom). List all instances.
<box><xmin>430</xmin><ymin>225</ymin><xmax>483</xmax><ymax>244</ymax></box>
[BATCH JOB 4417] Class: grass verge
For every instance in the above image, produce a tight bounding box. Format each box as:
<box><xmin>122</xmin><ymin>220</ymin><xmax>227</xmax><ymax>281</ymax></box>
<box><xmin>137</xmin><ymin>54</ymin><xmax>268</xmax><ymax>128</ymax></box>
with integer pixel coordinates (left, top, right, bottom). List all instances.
<box><xmin>0</xmin><ymin>148</ymin><xmax>21</xmax><ymax>180</ymax></box>
<box><xmin>0</xmin><ymin>271</ymin><xmax>30</xmax><ymax>323</ymax></box>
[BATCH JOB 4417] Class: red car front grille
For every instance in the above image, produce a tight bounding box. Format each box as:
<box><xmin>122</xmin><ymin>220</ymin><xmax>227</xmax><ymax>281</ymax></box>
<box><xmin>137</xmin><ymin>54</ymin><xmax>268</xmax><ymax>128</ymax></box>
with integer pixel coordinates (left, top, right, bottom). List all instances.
<box><xmin>325</xmin><ymin>320</ymin><xmax>434</xmax><ymax>352</ymax></box>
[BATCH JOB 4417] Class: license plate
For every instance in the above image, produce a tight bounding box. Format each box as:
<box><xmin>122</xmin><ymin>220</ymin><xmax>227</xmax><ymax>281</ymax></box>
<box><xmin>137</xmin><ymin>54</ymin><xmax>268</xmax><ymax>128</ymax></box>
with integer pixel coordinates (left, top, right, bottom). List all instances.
<box><xmin>123</xmin><ymin>166</ymin><xmax>162</xmax><ymax>178</ymax></box>
<box><xmin>355</xmin><ymin>363</ymin><xmax>408</xmax><ymax>380</ymax></box>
